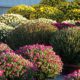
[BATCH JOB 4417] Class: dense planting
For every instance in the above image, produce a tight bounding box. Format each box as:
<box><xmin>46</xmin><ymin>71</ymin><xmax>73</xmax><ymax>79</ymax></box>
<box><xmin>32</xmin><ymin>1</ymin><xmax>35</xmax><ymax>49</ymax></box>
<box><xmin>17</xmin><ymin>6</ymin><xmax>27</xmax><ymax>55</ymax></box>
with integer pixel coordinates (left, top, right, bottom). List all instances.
<box><xmin>16</xmin><ymin>44</ymin><xmax>63</xmax><ymax>80</ymax></box>
<box><xmin>0</xmin><ymin>51</ymin><xmax>36</xmax><ymax>80</ymax></box>
<box><xmin>7</xmin><ymin>5</ymin><xmax>36</xmax><ymax>19</ymax></box>
<box><xmin>0</xmin><ymin>0</ymin><xmax>80</xmax><ymax>79</ymax></box>
<box><xmin>7</xmin><ymin>20</ymin><xmax>57</xmax><ymax>49</ymax></box>
<box><xmin>0</xmin><ymin>14</ymin><xmax>27</xmax><ymax>27</ymax></box>
<box><xmin>0</xmin><ymin>22</ymin><xmax>14</xmax><ymax>42</ymax></box>
<box><xmin>50</xmin><ymin>27</ymin><xmax>80</xmax><ymax>65</ymax></box>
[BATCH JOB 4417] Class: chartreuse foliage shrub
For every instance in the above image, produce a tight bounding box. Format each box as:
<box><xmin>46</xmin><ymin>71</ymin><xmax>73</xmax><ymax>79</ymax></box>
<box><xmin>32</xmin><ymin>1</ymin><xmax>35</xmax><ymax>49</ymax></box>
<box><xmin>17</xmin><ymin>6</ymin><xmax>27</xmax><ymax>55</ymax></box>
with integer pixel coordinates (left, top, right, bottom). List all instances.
<box><xmin>33</xmin><ymin>6</ymin><xmax>64</xmax><ymax>22</ymax></box>
<box><xmin>7</xmin><ymin>5</ymin><xmax>36</xmax><ymax>19</ymax></box>
<box><xmin>7</xmin><ymin>4</ymin><xmax>64</xmax><ymax>21</ymax></box>
<box><xmin>6</xmin><ymin>20</ymin><xmax>57</xmax><ymax>49</ymax></box>
<box><xmin>0</xmin><ymin>14</ymin><xmax>27</xmax><ymax>27</ymax></box>
<box><xmin>16</xmin><ymin>44</ymin><xmax>63</xmax><ymax>80</ymax></box>
<box><xmin>0</xmin><ymin>51</ymin><xmax>36</xmax><ymax>80</ymax></box>
<box><xmin>66</xmin><ymin>9</ymin><xmax>80</xmax><ymax>20</ymax></box>
<box><xmin>0</xmin><ymin>22</ymin><xmax>14</xmax><ymax>42</ymax></box>
<box><xmin>40</xmin><ymin>0</ymin><xmax>65</xmax><ymax>6</ymax></box>
<box><xmin>58</xmin><ymin>2</ymin><xmax>80</xmax><ymax>12</ymax></box>
<box><xmin>50</xmin><ymin>27</ymin><xmax>80</xmax><ymax>65</ymax></box>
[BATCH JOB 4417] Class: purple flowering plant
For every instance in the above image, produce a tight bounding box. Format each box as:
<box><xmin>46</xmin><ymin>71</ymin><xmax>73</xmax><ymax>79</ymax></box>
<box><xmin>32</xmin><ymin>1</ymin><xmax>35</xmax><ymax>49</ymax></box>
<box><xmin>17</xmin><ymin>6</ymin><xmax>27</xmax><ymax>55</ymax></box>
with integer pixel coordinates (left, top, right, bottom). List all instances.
<box><xmin>52</xmin><ymin>22</ymin><xmax>75</xmax><ymax>30</ymax></box>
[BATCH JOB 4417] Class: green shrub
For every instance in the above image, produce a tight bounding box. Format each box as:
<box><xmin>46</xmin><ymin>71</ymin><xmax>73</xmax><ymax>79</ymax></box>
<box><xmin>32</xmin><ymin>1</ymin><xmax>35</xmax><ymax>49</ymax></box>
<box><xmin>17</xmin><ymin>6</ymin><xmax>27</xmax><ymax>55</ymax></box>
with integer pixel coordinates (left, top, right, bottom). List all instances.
<box><xmin>7</xmin><ymin>5</ymin><xmax>36</xmax><ymax>19</ymax></box>
<box><xmin>65</xmin><ymin>9</ymin><xmax>80</xmax><ymax>20</ymax></box>
<box><xmin>40</xmin><ymin>0</ymin><xmax>65</xmax><ymax>6</ymax></box>
<box><xmin>50</xmin><ymin>27</ymin><xmax>80</xmax><ymax>65</ymax></box>
<box><xmin>0</xmin><ymin>22</ymin><xmax>14</xmax><ymax>42</ymax></box>
<box><xmin>56</xmin><ymin>2</ymin><xmax>80</xmax><ymax>20</ymax></box>
<box><xmin>58</xmin><ymin>2</ymin><xmax>80</xmax><ymax>11</ymax></box>
<box><xmin>33</xmin><ymin>6</ymin><xmax>64</xmax><ymax>22</ymax></box>
<box><xmin>7</xmin><ymin>20</ymin><xmax>57</xmax><ymax>49</ymax></box>
<box><xmin>0</xmin><ymin>14</ymin><xmax>27</xmax><ymax>27</ymax></box>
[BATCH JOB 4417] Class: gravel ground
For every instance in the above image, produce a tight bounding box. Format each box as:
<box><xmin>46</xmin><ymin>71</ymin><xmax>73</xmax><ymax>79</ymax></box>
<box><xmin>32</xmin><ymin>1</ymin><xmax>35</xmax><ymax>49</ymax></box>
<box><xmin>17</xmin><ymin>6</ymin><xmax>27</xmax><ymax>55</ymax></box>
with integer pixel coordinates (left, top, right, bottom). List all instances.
<box><xmin>55</xmin><ymin>75</ymin><xmax>64</xmax><ymax>80</ymax></box>
<box><xmin>46</xmin><ymin>75</ymin><xmax>64</xmax><ymax>80</ymax></box>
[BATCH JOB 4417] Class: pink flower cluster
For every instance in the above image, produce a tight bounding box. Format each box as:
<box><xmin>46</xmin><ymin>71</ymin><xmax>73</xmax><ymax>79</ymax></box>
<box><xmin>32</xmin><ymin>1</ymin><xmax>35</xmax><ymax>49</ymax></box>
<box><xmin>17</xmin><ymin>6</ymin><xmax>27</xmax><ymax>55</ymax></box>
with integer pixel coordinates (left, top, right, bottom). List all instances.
<box><xmin>0</xmin><ymin>50</ymin><xmax>36</xmax><ymax>79</ymax></box>
<box><xmin>64</xmin><ymin>69</ymin><xmax>80</xmax><ymax>80</ymax></box>
<box><xmin>16</xmin><ymin>44</ymin><xmax>63</xmax><ymax>79</ymax></box>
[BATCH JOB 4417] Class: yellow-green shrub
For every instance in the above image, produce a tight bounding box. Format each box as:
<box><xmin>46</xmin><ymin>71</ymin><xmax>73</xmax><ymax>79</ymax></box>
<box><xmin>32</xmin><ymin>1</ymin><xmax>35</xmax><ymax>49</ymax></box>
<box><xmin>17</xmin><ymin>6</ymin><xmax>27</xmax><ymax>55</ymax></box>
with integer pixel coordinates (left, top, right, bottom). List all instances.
<box><xmin>33</xmin><ymin>6</ymin><xmax>64</xmax><ymax>22</ymax></box>
<box><xmin>7</xmin><ymin>5</ymin><xmax>36</xmax><ymax>19</ymax></box>
<box><xmin>66</xmin><ymin>9</ymin><xmax>80</xmax><ymax>20</ymax></box>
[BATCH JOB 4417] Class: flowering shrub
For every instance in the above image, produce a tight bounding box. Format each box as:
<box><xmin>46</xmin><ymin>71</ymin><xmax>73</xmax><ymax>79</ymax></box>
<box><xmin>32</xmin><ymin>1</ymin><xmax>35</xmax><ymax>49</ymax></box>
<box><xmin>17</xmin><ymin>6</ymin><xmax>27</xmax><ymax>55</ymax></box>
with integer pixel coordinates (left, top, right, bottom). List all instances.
<box><xmin>7</xmin><ymin>20</ymin><xmax>57</xmax><ymax>49</ymax></box>
<box><xmin>0</xmin><ymin>43</ymin><xmax>11</xmax><ymax>53</ymax></box>
<box><xmin>16</xmin><ymin>44</ymin><xmax>63</xmax><ymax>80</ymax></box>
<box><xmin>7</xmin><ymin>5</ymin><xmax>36</xmax><ymax>19</ymax></box>
<box><xmin>50</xmin><ymin>27</ymin><xmax>80</xmax><ymax>65</ymax></box>
<box><xmin>52</xmin><ymin>22</ymin><xmax>75</xmax><ymax>30</ymax></box>
<box><xmin>64</xmin><ymin>69</ymin><xmax>80</xmax><ymax>80</ymax></box>
<box><xmin>0</xmin><ymin>51</ymin><xmax>36</xmax><ymax>80</ymax></box>
<box><xmin>0</xmin><ymin>22</ymin><xmax>14</xmax><ymax>42</ymax></box>
<box><xmin>0</xmin><ymin>14</ymin><xmax>27</xmax><ymax>27</ymax></box>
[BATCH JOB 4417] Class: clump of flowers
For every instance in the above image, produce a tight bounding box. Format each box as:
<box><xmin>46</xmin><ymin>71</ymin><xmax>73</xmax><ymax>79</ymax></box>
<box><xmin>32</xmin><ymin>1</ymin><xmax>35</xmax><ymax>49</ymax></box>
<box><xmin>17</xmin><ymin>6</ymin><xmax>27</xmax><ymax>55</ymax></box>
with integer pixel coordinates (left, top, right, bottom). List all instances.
<box><xmin>52</xmin><ymin>22</ymin><xmax>75</xmax><ymax>30</ymax></box>
<box><xmin>0</xmin><ymin>14</ymin><xmax>27</xmax><ymax>27</ymax></box>
<box><xmin>0</xmin><ymin>51</ymin><xmax>36</xmax><ymax>80</ymax></box>
<box><xmin>64</xmin><ymin>69</ymin><xmax>80</xmax><ymax>80</ymax></box>
<box><xmin>0</xmin><ymin>43</ymin><xmax>11</xmax><ymax>53</ymax></box>
<box><xmin>16</xmin><ymin>44</ymin><xmax>63</xmax><ymax>80</ymax></box>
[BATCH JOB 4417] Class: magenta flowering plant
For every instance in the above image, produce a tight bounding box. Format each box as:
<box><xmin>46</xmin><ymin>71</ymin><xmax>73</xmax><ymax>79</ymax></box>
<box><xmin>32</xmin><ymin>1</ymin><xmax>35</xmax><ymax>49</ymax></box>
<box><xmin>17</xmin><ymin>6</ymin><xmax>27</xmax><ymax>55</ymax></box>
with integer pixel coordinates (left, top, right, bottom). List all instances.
<box><xmin>16</xmin><ymin>44</ymin><xmax>63</xmax><ymax>80</ymax></box>
<box><xmin>52</xmin><ymin>22</ymin><xmax>75</xmax><ymax>30</ymax></box>
<box><xmin>64</xmin><ymin>69</ymin><xmax>80</xmax><ymax>80</ymax></box>
<box><xmin>0</xmin><ymin>51</ymin><xmax>36</xmax><ymax>80</ymax></box>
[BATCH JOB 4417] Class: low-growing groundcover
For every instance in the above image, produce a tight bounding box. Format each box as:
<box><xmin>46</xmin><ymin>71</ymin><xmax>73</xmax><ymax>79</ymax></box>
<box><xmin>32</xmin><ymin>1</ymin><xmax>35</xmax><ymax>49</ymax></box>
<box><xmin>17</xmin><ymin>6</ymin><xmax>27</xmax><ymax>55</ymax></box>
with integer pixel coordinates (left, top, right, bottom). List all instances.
<box><xmin>16</xmin><ymin>44</ymin><xmax>63</xmax><ymax>80</ymax></box>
